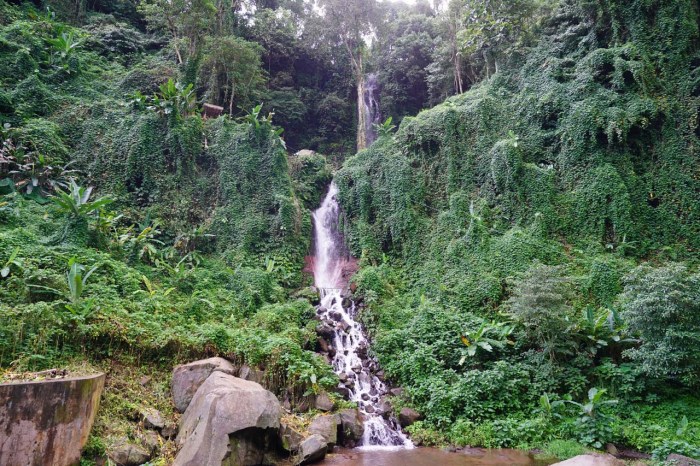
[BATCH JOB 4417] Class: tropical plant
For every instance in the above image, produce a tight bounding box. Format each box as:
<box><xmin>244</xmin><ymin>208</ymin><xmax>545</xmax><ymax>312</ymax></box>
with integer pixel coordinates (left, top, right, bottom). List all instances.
<box><xmin>134</xmin><ymin>275</ymin><xmax>175</xmax><ymax>299</ymax></box>
<box><xmin>118</xmin><ymin>219</ymin><xmax>164</xmax><ymax>264</ymax></box>
<box><xmin>47</xmin><ymin>27</ymin><xmax>83</xmax><ymax>71</ymax></box>
<box><xmin>564</xmin><ymin>388</ymin><xmax>618</xmax><ymax>448</ymax></box>
<box><xmin>374</xmin><ymin>116</ymin><xmax>396</xmax><ymax>138</ymax></box>
<box><xmin>66</xmin><ymin>258</ymin><xmax>98</xmax><ymax>304</ymax></box>
<box><xmin>537</xmin><ymin>393</ymin><xmax>565</xmax><ymax>420</ymax></box>
<box><xmin>52</xmin><ymin>179</ymin><xmax>112</xmax><ymax>218</ymax></box>
<box><xmin>148</xmin><ymin>79</ymin><xmax>197</xmax><ymax>118</ymax></box>
<box><xmin>1</xmin><ymin>124</ymin><xmax>76</xmax><ymax>198</ymax></box>
<box><xmin>459</xmin><ymin>319</ymin><xmax>514</xmax><ymax>363</ymax></box>
<box><xmin>576</xmin><ymin>307</ymin><xmax>636</xmax><ymax>357</ymax></box>
<box><xmin>1</xmin><ymin>247</ymin><xmax>21</xmax><ymax>279</ymax></box>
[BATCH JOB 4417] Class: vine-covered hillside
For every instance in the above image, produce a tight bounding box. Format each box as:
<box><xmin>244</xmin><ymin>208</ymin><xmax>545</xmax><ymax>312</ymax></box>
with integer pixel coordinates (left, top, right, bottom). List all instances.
<box><xmin>337</xmin><ymin>0</ymin><xmax>700</xmax><ymax>456</ymax></box>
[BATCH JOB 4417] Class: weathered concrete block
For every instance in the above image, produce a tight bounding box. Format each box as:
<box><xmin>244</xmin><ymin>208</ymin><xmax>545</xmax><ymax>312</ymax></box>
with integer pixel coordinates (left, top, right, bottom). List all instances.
<box><xmin>0</xmin><ymin>373</ymin><xmax>105</xmax><ymax>466</ymax></box>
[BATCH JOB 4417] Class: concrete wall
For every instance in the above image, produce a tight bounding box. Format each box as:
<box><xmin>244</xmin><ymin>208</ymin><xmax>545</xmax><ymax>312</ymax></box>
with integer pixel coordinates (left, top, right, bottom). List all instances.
<box><xmin>0</xmin><ymin>373</ymin><xmax>105</xmax><ymax>466</ymax></box>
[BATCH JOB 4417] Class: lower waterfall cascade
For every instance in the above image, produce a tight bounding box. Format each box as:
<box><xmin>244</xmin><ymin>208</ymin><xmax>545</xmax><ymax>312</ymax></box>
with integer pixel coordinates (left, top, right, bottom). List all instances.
<box><xmin>311</xmin><ymin>182</ymin><xmax>414</xmax><ymax>450</ymax></box>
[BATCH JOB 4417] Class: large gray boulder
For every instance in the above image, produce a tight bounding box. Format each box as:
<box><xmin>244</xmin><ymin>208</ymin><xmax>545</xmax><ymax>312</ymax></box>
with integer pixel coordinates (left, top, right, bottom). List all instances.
<box><xmin>338</xmin><ymin>409</ymin><xmax>364</xmax><ymax>447</ymax></box>
<box><xmin>172</xmin><ymin>357</ymin><xmax>236</xmax><ymax>413</ymax></box>
<box><xmin>308</xmin><ymin>414</ymin><xmax>340</xmax><ymax>448</ymax></box>
<box><xmin>552</xmin><ymin>454</ymin><xmax>625</xmax><ymax>466</ymax></box>
<box><xmin>174</xmin><ymin>372</ymin><xmax>281</xmax><ymax>466</ymax></box>
<box><xmin>296</xmin><ymin>434</ymin><xmax>327</xmax><ymax>465</ymax></box>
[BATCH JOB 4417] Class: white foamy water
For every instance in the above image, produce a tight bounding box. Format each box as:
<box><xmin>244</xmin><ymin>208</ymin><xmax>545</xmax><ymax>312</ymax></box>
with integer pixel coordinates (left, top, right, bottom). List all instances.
<box><xmin>312</xmin><ymin>183</ymin><xmax>413</xmax><ymax>449</ymax></box>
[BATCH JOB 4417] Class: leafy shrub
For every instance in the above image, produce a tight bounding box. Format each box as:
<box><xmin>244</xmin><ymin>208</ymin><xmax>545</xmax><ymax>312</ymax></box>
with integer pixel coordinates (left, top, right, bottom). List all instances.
<box><xmin>621</xmin><ymin>264</ymin><xmax>700</xmax><ymax>387</ymax></box>
<box><xmin>506</xmin><ymin>264</ymin><xmax>577</xmax><ymax>360</ymax></box>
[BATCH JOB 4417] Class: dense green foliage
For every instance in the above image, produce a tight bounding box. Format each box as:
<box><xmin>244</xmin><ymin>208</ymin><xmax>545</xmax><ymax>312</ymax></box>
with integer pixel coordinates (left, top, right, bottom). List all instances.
<box><xmin>337</xmin><ymin>0</ymin><xmax>700</xmax><ymax>457</ymax></box>
<box><xmin>1</xmin><ymin>0</ymin><xmax>700</xmax><ymax>462</ymax></box>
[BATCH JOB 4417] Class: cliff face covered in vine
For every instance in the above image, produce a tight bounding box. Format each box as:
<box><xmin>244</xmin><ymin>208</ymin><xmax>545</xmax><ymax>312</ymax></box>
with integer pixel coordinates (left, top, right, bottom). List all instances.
<box><xmin>336</xmin><ymin>0</ymin><xmax>700</xmax><ymax>453</ymax></box>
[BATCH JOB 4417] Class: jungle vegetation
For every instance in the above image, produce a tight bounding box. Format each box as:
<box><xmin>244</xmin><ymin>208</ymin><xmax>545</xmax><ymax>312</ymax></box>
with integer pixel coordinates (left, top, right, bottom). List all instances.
<box><xmin>0</xmin><ymin>0</ymin><xmax>699</xmax><ymax>463</ymax></box>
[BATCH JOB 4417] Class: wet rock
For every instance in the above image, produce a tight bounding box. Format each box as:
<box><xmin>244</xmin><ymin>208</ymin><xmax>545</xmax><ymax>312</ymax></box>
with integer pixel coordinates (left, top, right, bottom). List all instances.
<box><xmin>315</xmin><ymin>392</ymin><xmax>335</xmax><ymax>412</ymax></box>
<box><xmin>666</xmin><ymin>454</ymin><xmax>700</xmax><ymax>466</ymax></box>
<box><xmin>174</xmin><ymin>372</ymin><xmax>281</xmax><ymax>466</ymax></box>
<box><xmin>551</xmin><ymin>454</ymin><xmax>625</xmax><ymax>466</ymax></box>
<box><xmin>308</xmin><ymin>414</ymin><xmax>341</xmax><ymax>447</ymax></box>
<box><xmin>398</xmin><ymin>408</ymin><xmax>422</xmax><ymax>428</ymax></box>
<box><xmin>280</xmin><ymin>422</ymin><xmax>304</xmax><ymax>453</ymax></box>
<box><xmin>335</xmin><ymin>386</ymin><xmax>351</xmax><ymax>399</ymax></box>
<box><xmin>109</xmin><ymin>441</ymin><xmax>151</xmax><ymax>466</ymax></box>
<box><xmin>375</xmin><ymin>399</ymin><xmax>392</xmax><ymax>417</ymax></box>
<box><xmin>317</xmin><ymin>337</ymin><xmax>331</xmax><ymax>353</ymax></box>
<box><xmin>172</xmin><ymin>357</ymin><xmax>236</xmax><ymax>413</ymax></box>
<box><xmin>316</xmin><ymin>323</ymin><xmax>334</xmax><ymax>339</ymax></box>
<box><xmin>365</xmin><ymin>405</ymin><xmax>375</xmax><ymax>414</ymax></box>
<box><xmin>338</xmin><ymin>373</ymin><xmax>348</xmax><ymax>382</ymax></box>
<box><xmin>369</xmin><ymin>387</ymin><xmax>377</xmax><ymax>396</ymax></box>
<box><xmin>338</xmin><ymin>409</ymin><xmax>364</xmax><ymax>448</ymax></box>
<box><xmin>297</xmin><ymin>434</ymin><xmax>327</xmax><ymax>465</ymax></box>
<box><xmin>342</xmin><ymin>297</ymin><xmax>352</xmax><ymax>308</ymax></box>
<box><xmin>351</xmin><ymin>365</ymin><xmax>361</xmax><ymax>373</ymax></box>
<box><xmin>141</xmin><ymin>408</ymin><xmax>164</xmax><ymax>430</ymax></box>
<box><xmin>361</xmin><ymin>393</ymin><xmax>370</xmax><ymax>401</ymax></box>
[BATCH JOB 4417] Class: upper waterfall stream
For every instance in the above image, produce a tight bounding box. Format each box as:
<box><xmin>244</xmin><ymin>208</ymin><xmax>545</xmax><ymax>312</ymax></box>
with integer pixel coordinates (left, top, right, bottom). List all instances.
<box><xmin>312</xmin><ymin>182</ymin><xmax>413</xmax><ymax>450</ymax></box>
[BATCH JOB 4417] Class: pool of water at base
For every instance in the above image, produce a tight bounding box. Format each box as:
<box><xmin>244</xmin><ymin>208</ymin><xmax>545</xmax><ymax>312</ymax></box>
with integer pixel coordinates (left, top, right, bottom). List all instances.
<box><xmin>319</xmin><ymin>447</ymin><xmax>556</xmax><ymax>466</ymax></box>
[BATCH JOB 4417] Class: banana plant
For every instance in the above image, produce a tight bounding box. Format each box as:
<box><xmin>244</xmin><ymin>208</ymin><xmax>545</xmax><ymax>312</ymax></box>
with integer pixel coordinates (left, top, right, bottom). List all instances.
<box><xmin>459</xmin><ymin>319</ymin><xmax>515</xmax><ymax>364</ymax></box>
<box><xmin>374</xmin><ymin>117</ymin><xmax>396</xmax><ymax>138</ymax></box>
<box><xmin>565</xmin><ymin>387</ymin><xmax>619</xmax><ymax>448</ymax></box>
<box><xmin>66</xmin><ymin>259</ymin><xmax>98</xmax><ymax>304</ymax></box>
<box><xmin>1</xmin><ymin>247</ymin><xmax>21</xmax><ymax>278</ymax></box>
<box><xmin>134</xmin><ymin>275</ymin><xmax>175</xmax><ymax>299</ymax></box>
<box><xmin>52</xmin><ymin>179</ymin><xmax>112</xmax><ymax>218</ymax></box>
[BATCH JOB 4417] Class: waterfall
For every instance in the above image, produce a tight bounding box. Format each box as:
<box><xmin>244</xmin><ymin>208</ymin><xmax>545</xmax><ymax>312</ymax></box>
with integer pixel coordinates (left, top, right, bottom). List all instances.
<box><xmin>357</xmin><ymin>73</ymin><xmax>381</xmax><ymax>151</ymax></box>
<box><xmin>312</xmin><ymin>182</ymin><xmax>413</xmax><ymax>450</ymax></box>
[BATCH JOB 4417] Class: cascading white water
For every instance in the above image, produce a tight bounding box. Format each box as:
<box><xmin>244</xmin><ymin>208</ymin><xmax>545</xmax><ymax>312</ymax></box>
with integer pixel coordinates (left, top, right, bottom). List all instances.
<box><xmin>312</xmin><ymin>182</ymin><xmax>413</xmax><ymax>450</ymax></box>
<box><xmin>362</xmin><ymin>73</ymin><xmax>381</xmax><ymax>148</ymax></box>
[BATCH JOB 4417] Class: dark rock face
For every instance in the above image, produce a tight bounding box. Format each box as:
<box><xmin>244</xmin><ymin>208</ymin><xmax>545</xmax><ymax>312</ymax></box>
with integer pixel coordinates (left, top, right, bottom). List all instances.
<box><xmin>338</xmin><ymin>409</ymin><xmax>364</xmax><ymax>447</ymax></box>
<box><xmin>0</xmin><ymin>373</ymin><xmax>105</xmax><ymax>466</ymax></box>
<box><xmin>174</xmin><ymin>371</ymin><xmax>281</xmax><ymax>466</ymax></box>
<box><xmin>398</xmin><ymin>407</ymin><xmax>422</xmax><ymax>428</ymax></box>
<box><xmin>171</xmin><ymin>357</ymin><xmax>237</xmax><ymax>413</ymax></box>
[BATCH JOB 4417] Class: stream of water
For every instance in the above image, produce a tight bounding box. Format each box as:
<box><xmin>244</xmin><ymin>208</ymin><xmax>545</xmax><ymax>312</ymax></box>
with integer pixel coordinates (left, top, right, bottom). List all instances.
<box><xmin>312</xmin><ymin>182</ymin><xmax>413</xmax><ymax>449</ymax></box>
